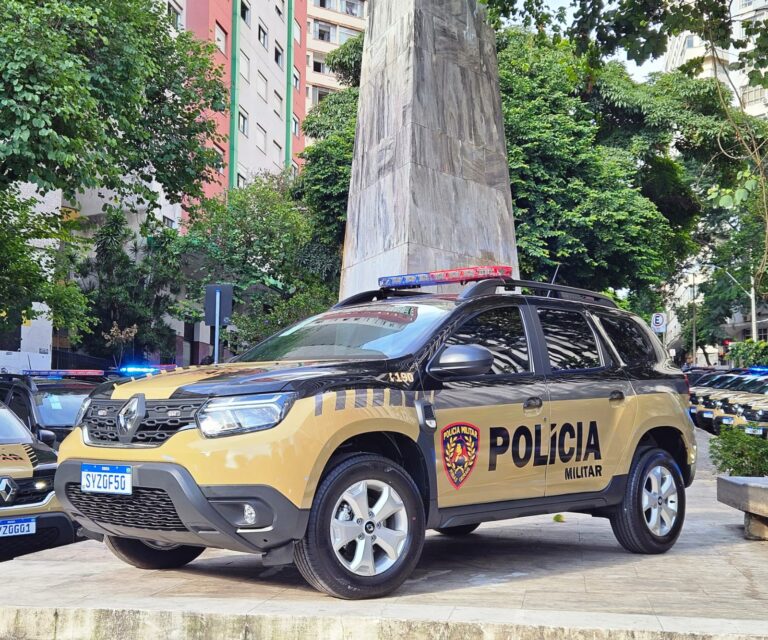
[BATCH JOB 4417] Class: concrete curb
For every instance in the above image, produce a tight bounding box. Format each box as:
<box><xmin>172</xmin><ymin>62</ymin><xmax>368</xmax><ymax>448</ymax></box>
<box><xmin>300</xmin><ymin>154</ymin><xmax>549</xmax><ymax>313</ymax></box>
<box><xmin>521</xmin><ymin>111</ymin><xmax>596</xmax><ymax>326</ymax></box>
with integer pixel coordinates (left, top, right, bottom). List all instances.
<box><xmin>1</xmin><ymin>606</ymin><xmax>767</xmax><ymax>640</ymax></box>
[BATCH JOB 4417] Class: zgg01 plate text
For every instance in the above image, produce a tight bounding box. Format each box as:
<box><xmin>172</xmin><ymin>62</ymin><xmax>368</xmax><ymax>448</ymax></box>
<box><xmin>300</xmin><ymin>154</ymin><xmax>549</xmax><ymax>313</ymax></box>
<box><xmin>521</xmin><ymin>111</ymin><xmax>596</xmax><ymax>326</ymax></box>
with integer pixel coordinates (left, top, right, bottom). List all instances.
<box><xmin>81</xmin><ymin>464</ymin><xmax>133</xmax><ymax>495</ymax></box>
<box><xmin>0</xmin><ymin>517</ymin><xmax>36</xmax><ymax>538</ymax></box>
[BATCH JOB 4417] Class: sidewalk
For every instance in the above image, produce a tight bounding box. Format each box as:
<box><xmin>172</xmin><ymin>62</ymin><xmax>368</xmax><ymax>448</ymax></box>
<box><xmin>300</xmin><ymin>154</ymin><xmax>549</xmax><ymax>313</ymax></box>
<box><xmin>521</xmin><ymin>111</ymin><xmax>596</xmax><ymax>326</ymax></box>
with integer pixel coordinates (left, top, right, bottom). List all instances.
<box><xmin>2</xmin><ymin>430</ymin><xmax>766</xmax><ymax>639</ymax></box>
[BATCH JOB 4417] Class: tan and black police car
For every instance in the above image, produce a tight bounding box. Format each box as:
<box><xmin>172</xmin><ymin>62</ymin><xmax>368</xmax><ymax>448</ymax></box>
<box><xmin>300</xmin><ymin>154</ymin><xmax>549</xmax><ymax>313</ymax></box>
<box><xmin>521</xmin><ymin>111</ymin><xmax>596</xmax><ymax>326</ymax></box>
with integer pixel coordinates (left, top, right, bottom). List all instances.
<box><xmin>1</xmin><ymin>402</ymin><xmax>77</xmax><ymax>561</ymax></box>
<box><xmin>55</xmin><ymin>267</ymin><xmax>696</xmax><ymax>599</ymax></box>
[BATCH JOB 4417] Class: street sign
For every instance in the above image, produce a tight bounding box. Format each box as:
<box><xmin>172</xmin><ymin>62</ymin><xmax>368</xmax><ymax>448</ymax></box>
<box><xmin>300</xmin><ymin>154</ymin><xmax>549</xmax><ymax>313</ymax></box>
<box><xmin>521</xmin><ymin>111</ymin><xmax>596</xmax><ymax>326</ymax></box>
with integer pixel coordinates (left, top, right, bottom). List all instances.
<box><xmin>651</xmin><ymin>313</ymin><xmax>667</xmax><ymax>334</ymax></box>
<box><xmin>205</xmin><ymin>285</ymin><xmax>234</xmax><ymax>327</ymax></box>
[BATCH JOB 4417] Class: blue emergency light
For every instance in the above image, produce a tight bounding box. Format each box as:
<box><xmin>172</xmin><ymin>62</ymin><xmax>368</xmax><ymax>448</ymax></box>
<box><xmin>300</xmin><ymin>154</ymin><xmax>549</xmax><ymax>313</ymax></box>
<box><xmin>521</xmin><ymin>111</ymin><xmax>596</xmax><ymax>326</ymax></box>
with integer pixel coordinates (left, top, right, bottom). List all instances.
<box><xmin>119</xmin><ymin>366</ymin><xmax>159</xmax><ymax>376</ymax></box>
<box><xmin>748</xmin><ymin>366</ymin><xmax>768</xmax><ymax>374</ymax></box>
<box><xmin>379</xmin><ymin>266</ymin><xmax>515</xmax><ymax>290</ymax></box>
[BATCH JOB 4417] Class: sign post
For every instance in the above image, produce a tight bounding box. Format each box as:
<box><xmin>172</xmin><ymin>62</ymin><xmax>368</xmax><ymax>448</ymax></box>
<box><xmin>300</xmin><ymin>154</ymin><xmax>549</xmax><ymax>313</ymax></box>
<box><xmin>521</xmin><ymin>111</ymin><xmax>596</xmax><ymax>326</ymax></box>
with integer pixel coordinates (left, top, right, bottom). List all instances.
<box><xmin>205</xmin><ymin>284</ymin><xmax>234</xmax><ymax>364</ymax></box>
<box><xmin>651</xmin><ymin>313</ymin><xmax>667</xmax><ymax>334</ymax></box>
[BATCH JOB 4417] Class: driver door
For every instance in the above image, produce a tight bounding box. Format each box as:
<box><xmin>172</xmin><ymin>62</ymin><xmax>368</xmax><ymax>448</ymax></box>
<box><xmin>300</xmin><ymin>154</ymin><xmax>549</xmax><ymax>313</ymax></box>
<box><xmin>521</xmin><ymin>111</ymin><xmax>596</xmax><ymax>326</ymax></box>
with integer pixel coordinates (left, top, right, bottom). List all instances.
<box><xmin>423</xmin><ymin>305</ymin><xmax>549</xmax><ymax>508</ymax></box>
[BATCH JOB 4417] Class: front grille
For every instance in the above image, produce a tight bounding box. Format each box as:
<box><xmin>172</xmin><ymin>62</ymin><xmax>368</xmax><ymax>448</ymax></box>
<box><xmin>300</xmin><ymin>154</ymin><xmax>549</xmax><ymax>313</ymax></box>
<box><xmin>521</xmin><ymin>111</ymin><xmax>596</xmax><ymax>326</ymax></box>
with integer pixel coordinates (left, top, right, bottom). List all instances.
<box><xmin>65</xmin><ymin>484</ymin><xmax>187</xmax><ymax>531</ymax></box>
<box><xmin>0</xmin><ymin>474</ymin><xmax>55</xmax><ymax>508</ymax></box>
<box><xmin>84</xmin><ymin>399</ymin><xmax>204</xmax><ymax>446</ymax></box>
<box><xmin>702</xmin><ymin>398</ymin><xmax>716</xmax><ymax>408</ymax></box>
<box><xmin>743</xmin><ymin>408</ymin><xmax>762</xmax><ymax>422</ymax></box>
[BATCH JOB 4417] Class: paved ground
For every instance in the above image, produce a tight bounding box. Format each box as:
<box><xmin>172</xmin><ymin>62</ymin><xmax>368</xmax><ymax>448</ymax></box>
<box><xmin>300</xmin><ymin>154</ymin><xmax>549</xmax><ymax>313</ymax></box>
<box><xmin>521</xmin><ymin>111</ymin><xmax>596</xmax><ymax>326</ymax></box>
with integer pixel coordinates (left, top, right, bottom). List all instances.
<box><xmin>2</xmin><ymin>429</ymin><xmax>767</xmax><ymax>639</ymax></box>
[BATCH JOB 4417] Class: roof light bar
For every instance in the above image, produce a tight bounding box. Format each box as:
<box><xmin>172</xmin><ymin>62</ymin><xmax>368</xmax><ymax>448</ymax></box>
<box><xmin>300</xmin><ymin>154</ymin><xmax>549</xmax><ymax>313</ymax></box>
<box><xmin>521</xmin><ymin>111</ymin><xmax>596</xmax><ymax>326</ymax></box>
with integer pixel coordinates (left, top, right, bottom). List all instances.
<box><xmin>23</xmin><ymin>369</ymin><xmax>105</xmax><ymax>377</ymax></box>
<box><xmin>379</xmin><ymin>266</ymin><xmax>515</xmax><ymax>290</ymax></box>
<box><xmin>118</xmin><ymin>365</ymin><xmax>177</xmax><ymax>376</ymax></box>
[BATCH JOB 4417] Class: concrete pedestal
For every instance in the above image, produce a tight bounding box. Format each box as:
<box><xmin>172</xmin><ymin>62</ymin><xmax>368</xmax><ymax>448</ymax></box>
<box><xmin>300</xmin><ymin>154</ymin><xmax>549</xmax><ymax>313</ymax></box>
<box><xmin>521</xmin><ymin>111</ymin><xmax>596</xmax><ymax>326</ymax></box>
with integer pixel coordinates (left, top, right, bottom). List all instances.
<box><xmin>340</xmin><ymin>0</ymin><xmax>519</xmax><ymax>298</ymax></box>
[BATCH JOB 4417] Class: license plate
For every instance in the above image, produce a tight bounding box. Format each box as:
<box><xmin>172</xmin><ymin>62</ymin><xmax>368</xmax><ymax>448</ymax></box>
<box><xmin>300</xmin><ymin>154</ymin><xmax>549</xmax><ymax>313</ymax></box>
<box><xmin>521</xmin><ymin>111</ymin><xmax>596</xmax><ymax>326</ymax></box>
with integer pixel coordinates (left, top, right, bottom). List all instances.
<box><xmin>722</xmin><ymin>417</ymin><xmax>734</xmax><ymax>425</ymax></box>
<box><xmin>81</xmin><ymin>464</ymin><xmax>132</xmax><ymax>495</ymax></box>
<box><xmin>745</xmin><ymin>427</ymin><xmax>764</xmax><ymax>436</ymax></box>
<box><xmin>702</xmin><ymin>411</ymin><xmax>714</xmax><ymax>419</ymax></box>
<box><xmin>0</xmin><ymin>517</ymin><xmax>36</xmax><ymax>538</ymax></box>
<box><xmin>688</xmin><ymin>408</ymin><xmax>697</xmax><ymax>415</ymax></box>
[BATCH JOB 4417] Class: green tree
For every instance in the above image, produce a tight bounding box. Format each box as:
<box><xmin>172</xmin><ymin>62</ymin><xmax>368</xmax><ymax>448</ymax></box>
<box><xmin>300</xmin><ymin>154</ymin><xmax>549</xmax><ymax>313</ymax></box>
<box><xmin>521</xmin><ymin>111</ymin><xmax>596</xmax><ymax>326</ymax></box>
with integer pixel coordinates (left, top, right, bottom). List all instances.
<box><xmin>178</xmin><ymin>175</ymin><xmax>335</xmax><ymax>350</ymax></box>
<box><xmin>0</xmin><ymin>188</ymin><xmax>91</xmax><ymax>337</ymax></box>
<box><xmin>77</xmin><ymin>213</ymin><xmax>181</xmax><ymax>363</ymax></box>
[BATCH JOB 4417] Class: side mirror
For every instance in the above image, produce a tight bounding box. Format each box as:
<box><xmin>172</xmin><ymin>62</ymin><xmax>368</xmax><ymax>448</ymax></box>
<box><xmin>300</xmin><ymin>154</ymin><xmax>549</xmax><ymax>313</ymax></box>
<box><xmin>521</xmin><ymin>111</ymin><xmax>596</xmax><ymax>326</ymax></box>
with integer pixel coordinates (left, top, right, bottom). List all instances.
<box><xmin>38</xmin><ymin>429</ymin><xmax>57</xmax><ymax>448</ymax></box>
<box><xmin>429</xmin><ymin>344</ymin><xmax>494</xmax><ymax>379</ymax></box>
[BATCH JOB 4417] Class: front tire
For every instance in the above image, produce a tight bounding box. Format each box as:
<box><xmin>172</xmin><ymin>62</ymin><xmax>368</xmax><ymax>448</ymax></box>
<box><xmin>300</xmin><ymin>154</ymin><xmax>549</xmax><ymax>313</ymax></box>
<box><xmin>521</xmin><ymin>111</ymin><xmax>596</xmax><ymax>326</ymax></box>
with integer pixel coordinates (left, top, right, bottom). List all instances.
<box><xmin>105</xmin><ymin>536</ymin><xmax>204</xmax><ymax>569</ymax></box>
<box><xmin>294</xmin><ymin>454</ymin><xmax>425</xmax><ymax>599</ymax></box>
<box><xmin>610</xmin><ymin>448</ymin><xmax>686</xmax><ymax>554</ymax></box>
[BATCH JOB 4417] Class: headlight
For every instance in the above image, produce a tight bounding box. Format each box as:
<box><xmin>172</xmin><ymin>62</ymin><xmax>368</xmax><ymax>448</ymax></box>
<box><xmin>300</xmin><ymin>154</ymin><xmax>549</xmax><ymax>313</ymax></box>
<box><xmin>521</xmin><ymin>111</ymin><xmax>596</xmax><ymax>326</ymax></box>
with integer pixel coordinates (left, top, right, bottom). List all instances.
<box><xmin>74</xmin><ymin>398</ymin><xmax>92</xmax><ymax>428</ymax></box>
<box><xmin>716</xmin><ymin>401</ymin><xmax>723</xmax><ymax>409</ymax></box>
<box><xmin>197</xmin><ymin>393</ymin><xmax>295</xmax><ymax>438</ymax></box>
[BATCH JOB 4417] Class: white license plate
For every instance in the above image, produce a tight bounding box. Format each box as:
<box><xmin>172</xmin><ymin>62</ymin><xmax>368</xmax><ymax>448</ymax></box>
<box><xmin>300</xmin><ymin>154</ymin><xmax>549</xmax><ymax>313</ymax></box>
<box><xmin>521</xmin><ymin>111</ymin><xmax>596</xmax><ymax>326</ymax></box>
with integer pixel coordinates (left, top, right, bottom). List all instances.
<box><xmin>722</xmin><ymin>417</ymin><xmax>734</xmax><ymax>425</ymax></box>
<box><xmin>745</xmin><ymin>427</ymin><xmax>764</xmax><ymax>436</ymax></box>
<box><xmin>0</xmin><ymin>517</ymin><xmax>36</xmax><ymax>538</ymax></box>
<box><xmin>81</xmin><ymin>464</ymin><xmax>132</xmax><ymax>495</ymax></box>
<box><xmin>702</xmin><ymin>411</ymin><xmax>714</xmax><ymax>419</ymax></box>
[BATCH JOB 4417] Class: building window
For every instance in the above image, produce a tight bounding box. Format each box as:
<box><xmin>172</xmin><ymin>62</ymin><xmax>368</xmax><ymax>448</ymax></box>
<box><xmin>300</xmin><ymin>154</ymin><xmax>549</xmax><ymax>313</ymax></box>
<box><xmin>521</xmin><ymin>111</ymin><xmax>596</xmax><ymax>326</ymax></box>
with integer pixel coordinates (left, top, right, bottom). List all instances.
<box><xmin>315</xmin><ymin>21</ymin><xmax>334</xmax><ymax>42</ymax></box>
<box><xmin>743</xmin><ymin>85</ymin><xmax>766</xmax><ymax>105</ymax></box>
<box><xmin>213</xmin><ymin>145</ymin><xmax>226</xmax><ymax>174</ymax></box>
<box><xmin>313</xmin><ymin>53</ymin><xmax>328</xmax><ymax>74</ymax></box>
<box><xmin>293</xmin><ymin>68</ymin><xmax>301</xmax><ymax>90</ymax></box>
<box><xmin>292</xmin><ymin>114</ymin><xmax>300</xmax><ymax>137</ymax></box>
<box><xmin>275</xmin><ymin>43</ymin><xmax>284</xmax><ymax>68</ymax></box>
<box><xmin>255</xmin><ymin>124</ymin><xmax>267</xmax><ymax>152</ymax></box>
<box><xmin>237</xmin><ymin>173</ymin><xmax>248</xmax><ymax>188</ymax></box>
<box><xmin>314</xmin><ymin>0</ymin><xmax>336</xmax><ymax>8</ymax></box>
<box><xmin>258</xmin><ymin>23</ymin><xmax>268</xmax><ymax>49</ymax></box>
<box><xmin>238</xmin><ymin>108</ymin><xmax>249</xmax><ymax>136</ymax></box>
<box><xmin>312</xmin><ymin>85</ymin><xmax>333</xmax><ymax>104</ymax></box>
<box><xmin>684</xmin><ymin>34</ymin><xmax>695</xmax><ymax>48</ymax></box>
<box><xmin>256</xmin><ymin>71</ymin><xmax>268</xmax><ymax>101</ymax></box>
<box><xmin>214</xmin><ymin>23</ymin><xmax>227</xmax><ymax>54</ymax></box>
<box><xmin>341</xmin><ymin>0</ymin><xmax>363</xmax><ymax>17</ymax></box>
<box><xmin>276</xmin><ymin>0</ymin><xmax>285</xmax><ymax>19</ymax></box>
<box><xmin>163</xmin><ymin>216</ymin><xmax>176</xmax><ymax>229</ymax></box>
<box><xmin>240</xmin><ymin>51</ymin><xmax>250</xmax><ymax>82</ymax></box>
<box><xmin>241</xmin><ymin>0</ymin><xmax>251</xmax><ymax>25</ymax></box>
<box><xmin>339</xmin><ymin>27</ymin><xmax>359</xmax><ymax>44</ymax></box>
<box><xmin>167</xmin><ymin>2</ymin><xmax>183</xmax><ymax>30</ymax></box>
<box><xmin>294</xmin><ymin>19</ymin><xmax>302</xmax><ymax>44</ymax></box>
<box><xmin>291</xmin><ymin>162</ymin><xmax>299</xmax><ymax>179</ymax></box>
<box><xmin>273</xmin><ymin>140</ymin><xmax>283</xmax><ymax>166</ymax></box>
<box><xmin>274</xmin><ymin>90</ymin><xmax>284</xmax><ymax>117</ymax></box>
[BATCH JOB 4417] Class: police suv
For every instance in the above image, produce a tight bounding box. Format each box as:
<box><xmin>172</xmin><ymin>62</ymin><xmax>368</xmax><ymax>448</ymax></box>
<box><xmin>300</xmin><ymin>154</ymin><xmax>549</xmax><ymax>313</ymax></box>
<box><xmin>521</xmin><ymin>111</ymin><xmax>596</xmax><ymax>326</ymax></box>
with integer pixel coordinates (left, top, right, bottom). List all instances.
<box><xmin>55</xmin><ymin>267</ymin><xmax>695</xmax><ymax>599</ymax></box>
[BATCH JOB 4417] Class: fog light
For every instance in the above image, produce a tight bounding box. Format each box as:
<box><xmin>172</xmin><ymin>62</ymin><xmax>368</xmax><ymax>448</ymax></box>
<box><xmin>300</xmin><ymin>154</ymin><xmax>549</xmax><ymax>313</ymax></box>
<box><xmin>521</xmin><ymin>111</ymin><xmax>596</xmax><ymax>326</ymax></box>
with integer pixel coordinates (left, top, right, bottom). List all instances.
<box><xmin>34</xmin><ymin>481</ymin><xmax>48</xmax><ymax>491</ymax></box>
<box><xmin>243</xmin><ymin>504</ymin><xmax>257</xmax><ymax>526</ymax></box>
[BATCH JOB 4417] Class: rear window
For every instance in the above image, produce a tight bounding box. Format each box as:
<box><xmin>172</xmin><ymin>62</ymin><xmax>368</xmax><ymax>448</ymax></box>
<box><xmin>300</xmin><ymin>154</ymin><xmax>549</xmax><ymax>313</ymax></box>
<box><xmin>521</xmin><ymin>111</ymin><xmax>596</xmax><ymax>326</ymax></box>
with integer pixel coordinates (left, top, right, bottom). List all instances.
<box><xmin>597</xmin><ymin>314</ymin><xmax>654</xmax><ymax>366</ymax></box>
<box><xmin>537</xmin><ymin>308</ymin><xmax>601</xmax><ymax>371</ymax></box>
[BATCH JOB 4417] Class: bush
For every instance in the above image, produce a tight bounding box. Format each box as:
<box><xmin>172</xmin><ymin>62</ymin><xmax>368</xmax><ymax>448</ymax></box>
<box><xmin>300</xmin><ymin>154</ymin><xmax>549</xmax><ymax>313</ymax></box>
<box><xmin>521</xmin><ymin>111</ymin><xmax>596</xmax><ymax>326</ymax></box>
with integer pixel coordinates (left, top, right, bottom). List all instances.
<box><xmin>710</xmin><ymin>424</ymin><xmax>768</xmax><ymax>477</ymax></box>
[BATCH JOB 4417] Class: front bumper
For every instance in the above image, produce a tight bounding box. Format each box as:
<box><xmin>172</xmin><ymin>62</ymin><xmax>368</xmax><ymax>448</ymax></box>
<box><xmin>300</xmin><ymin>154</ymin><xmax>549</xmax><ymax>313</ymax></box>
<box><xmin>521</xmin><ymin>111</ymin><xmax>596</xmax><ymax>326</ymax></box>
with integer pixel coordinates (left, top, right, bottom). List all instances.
<box><xmin>0</xmin><ymin>512</ymin><xmax>76</xmax><ymax>562</ymax></box>
<box><xmin>54</xmin><ymin>460</ymin><xmax>309</xmax><ymax>563</ymax></box>
<box><xmin>695</xmin><ymin>408</ymin><xmax>716</xmax><ymax>431</ymax></box>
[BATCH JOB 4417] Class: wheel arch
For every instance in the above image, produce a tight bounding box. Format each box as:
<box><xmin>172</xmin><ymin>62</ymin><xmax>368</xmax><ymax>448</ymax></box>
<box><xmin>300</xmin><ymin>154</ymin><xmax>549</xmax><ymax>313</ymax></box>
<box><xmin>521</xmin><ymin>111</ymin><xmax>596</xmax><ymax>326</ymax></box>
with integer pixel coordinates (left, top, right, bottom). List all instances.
<box><xmin>633</xmin><ymin>426</ymin><xmax>694</xmax><ymax>486</ymax></box>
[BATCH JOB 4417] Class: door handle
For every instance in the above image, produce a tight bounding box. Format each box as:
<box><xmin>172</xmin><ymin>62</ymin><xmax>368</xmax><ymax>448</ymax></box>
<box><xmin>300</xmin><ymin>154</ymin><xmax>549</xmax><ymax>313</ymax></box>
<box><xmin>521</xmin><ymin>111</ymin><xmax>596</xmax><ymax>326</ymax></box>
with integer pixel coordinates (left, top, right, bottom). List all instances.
<box><xmin>523</xmin><ymin>397</ymin><xmax>543</xmax><ymax>411</ymax></box>
<box><xmin>609</xmin><ymin>390</ymin><xmax>625</xmax><ymax>403</ymax></box>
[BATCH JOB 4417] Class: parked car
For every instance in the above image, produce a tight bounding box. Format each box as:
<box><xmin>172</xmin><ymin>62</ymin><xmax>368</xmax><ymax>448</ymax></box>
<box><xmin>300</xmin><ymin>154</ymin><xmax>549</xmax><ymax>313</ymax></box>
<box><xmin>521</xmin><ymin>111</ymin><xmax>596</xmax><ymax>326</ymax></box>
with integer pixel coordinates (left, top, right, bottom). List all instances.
<box><xmin>0</xmin><ymin>370</ymin><xmax>108</xmax><ymax>445</ymax></box>
<box><xmin>0</xmin><ymin>402</ymin><xmax>79</xmax><ymax>562</ymax></box>
<box><xmin>55</xmin><ymin>267</ymin><xmax>696</xmax><ymax>599</ymax></box>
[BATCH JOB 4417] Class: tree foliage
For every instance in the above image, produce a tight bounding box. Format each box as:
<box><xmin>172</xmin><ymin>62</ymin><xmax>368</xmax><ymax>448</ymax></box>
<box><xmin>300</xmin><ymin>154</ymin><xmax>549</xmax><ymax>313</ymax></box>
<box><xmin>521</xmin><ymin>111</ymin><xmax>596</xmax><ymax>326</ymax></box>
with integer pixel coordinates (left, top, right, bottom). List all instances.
<box><xmin>77</xmin><ymin>213</ymin><xmax>181</xmax><ymax>363</ymax></box>
<box><xmin>0</xmin><ymin>188</ymin><xmax>91</xmax><ymax>336</ymax></box>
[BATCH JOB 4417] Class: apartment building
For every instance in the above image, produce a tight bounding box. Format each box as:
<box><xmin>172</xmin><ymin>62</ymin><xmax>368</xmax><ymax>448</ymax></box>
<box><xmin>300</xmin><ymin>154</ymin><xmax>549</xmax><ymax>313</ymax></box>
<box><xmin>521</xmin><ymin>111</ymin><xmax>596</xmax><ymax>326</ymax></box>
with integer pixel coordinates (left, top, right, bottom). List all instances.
<box><xmin>665</xmin><ymin>0</ymin><xmax>768</xmax><ymax>119</ymax></box>
<box><xmin>306</xmin><ymin>0</ymin><xmax>366</xmax><ymax>111</ymax></box>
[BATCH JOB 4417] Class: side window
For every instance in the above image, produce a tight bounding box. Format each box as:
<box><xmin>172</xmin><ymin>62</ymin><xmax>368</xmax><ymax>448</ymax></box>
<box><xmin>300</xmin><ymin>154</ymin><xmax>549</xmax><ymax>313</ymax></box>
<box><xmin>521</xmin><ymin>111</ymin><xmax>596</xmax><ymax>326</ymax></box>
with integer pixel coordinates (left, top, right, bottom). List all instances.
<box><xmin>446</xmin><ymin>307</ymin><xmax>530</xmax><ymax>374</ymax></box>
<box><xmin>537</xmin><ymin>308</ymin><xmax>601</xmax><ymax>371</ymax></box>
<box><xmin>8</xmin><ymin>390</ymin><xmax>32</xmax><ymax>429</ymax></box>
<box><xmin>597</xmin><ymin>314</ymin><xmax>654</xmax><ymax>366</ymax></box>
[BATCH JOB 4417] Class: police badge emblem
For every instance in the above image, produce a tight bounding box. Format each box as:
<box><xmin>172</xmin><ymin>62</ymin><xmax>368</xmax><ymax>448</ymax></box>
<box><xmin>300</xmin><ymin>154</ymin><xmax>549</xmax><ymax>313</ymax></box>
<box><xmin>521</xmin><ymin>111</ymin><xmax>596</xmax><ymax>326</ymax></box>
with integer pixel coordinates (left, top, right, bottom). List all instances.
<box><xmin>441</xmin><ymin>422</ymin><xmax>479</xmax><ymax>489</ymax></box>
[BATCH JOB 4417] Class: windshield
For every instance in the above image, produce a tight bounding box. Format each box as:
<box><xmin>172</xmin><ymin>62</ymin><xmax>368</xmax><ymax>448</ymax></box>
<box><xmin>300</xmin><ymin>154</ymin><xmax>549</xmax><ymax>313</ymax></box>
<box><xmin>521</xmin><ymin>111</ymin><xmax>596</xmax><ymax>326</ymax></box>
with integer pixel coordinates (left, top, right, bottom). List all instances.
<box><xmin>238</xmin><ymin>302</ymin><xmax>454</xmax><ymax>362</ymax></box>
<box><xmin>0</xmin><ymin>405</ymin><xmax>33</xmax><ymax>445</ymax></box>
<box><xmin>697</xmin><ymin>374</ymin><xmax>722</xmax><ymax>387</ymax></box>
<box><xmin>734</xmin><ymin>377</ymin><xmax>768</xmax><ymax>392</ymax></box>
<box><xmin>33</xmin><ymin>383</ymin><xmax>97</xmax><ymax>427</ymax></box>
<box><xmin>713</xmin><ymin>376</ymin><xmax>742</xmax><ymax>389</ymax></box>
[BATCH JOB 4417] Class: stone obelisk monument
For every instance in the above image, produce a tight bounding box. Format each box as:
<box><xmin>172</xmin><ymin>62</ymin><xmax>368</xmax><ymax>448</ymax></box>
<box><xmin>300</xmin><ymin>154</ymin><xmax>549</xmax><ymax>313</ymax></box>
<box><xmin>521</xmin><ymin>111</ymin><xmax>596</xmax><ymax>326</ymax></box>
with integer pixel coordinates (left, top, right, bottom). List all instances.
<box><xmin>339</xmin><ymin>0</ymin><xmax>519</xmax><ymax>297</ymax></box>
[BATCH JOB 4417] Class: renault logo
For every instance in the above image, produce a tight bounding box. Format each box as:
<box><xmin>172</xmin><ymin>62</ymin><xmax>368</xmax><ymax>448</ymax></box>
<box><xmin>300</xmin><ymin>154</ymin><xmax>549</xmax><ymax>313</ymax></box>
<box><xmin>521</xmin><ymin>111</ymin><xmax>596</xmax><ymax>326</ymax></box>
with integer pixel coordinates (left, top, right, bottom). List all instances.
<box><xmin>117</xmin><ymin>394</ymin><xmax>147</xmax><ymax>444</ymax></box>
<box><xmin>0</xmin><ymin>477</ymin><xmax>18</xmax><ymax>504</ymax></box>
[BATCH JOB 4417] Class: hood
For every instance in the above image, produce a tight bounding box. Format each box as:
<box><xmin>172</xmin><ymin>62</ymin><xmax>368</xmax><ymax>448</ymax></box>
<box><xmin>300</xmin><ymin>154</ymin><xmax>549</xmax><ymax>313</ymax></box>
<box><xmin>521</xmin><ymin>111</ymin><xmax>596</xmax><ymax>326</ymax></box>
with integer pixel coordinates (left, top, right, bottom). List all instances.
<box><xmin>101</xmin><ymin>359</ymin><xmax>395</xmax><ymax>401</ymax></box>
<box><xmin>0</xmin><ymin>440</ymin><xmax>56</xmax><ymax>479</ymax></box>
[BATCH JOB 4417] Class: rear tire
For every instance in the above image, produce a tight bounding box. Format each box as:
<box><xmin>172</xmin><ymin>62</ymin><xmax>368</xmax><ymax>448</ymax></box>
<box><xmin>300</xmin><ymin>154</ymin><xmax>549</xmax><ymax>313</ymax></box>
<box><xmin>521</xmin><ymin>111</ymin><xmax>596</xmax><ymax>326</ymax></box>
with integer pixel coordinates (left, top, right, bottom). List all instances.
<box><xmin>434</xmin><ymin>523</ymin><xmax>480</xmax><ymax>537</ymax></box>
<box><xmin>294</xmin><ymin>454</ymin><xmax>425</xmax><ymax>599</ymax></box>
<box><xmin>105</xmin><ymin>535</ymin><xmax>204</xmax><ymax>569</ymax></box>
<box><xmin>610</xmin><ymin>448</ymin><xmax>686</xmax><ymax>554</ymax></box>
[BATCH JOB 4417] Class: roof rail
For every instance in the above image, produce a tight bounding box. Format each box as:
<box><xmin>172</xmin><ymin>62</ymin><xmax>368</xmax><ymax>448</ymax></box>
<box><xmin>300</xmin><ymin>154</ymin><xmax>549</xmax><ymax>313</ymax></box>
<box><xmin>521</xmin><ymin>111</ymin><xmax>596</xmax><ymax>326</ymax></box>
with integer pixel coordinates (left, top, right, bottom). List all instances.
<box><xmin>459</xmin><ymin>278</ymin><xmax>618</xmax><ymax>308</ymax></box>
<box><xmin>334</xmin><ymin>289</ymin><xmax>430</xmax><ymax>309</ymax></box>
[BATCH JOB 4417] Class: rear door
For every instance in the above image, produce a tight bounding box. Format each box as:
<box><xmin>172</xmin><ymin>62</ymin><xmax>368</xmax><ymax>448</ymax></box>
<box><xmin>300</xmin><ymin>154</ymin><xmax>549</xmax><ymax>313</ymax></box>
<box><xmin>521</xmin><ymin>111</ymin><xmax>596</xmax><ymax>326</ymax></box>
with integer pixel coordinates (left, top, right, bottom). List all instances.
<box><xmin>424</xmin><ymin>303</ymin><xmax>550</xmax><ymax>508</ymax></box>
<box><xmin>533</xmin><ymin>306</ymin><xmax>636</xmax><ymax>497</ymax></box>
